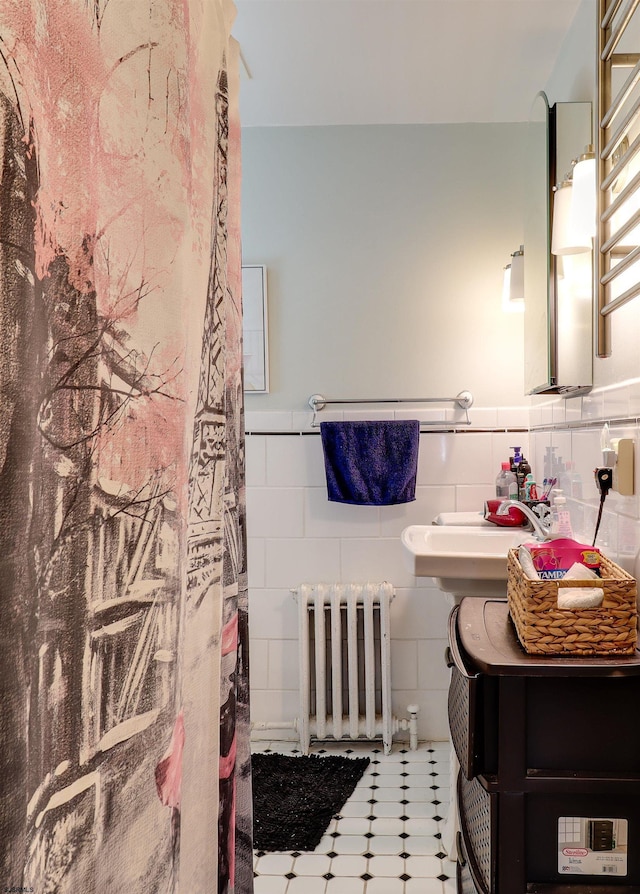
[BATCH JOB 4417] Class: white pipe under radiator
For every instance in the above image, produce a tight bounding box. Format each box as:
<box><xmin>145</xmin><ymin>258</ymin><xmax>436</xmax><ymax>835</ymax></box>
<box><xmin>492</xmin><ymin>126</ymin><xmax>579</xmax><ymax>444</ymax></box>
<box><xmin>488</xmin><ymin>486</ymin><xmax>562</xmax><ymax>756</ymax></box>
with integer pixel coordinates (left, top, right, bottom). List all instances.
<box><xmin>293</xmin><ymin>583</ymin><xmax>417</xmax><ymax>755</ymax></box>
<box><xmin>250</xmin><ymin>711</ymin><xmax>419</xmax><ymax>750</ymax></box>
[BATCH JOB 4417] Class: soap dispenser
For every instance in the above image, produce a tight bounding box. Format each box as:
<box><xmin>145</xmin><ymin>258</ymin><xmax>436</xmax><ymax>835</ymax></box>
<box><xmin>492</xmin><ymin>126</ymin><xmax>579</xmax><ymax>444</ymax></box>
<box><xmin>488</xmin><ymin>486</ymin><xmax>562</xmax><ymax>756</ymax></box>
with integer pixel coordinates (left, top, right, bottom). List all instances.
<box><xmin>510</xmin><ymin>447</ymin><xmax>522</xmax><ymax>481</ymax></box>
<box><xmin>510</xmin><ymin>447</ymin><xmax>530</xmax><ymax>501</ymax></box>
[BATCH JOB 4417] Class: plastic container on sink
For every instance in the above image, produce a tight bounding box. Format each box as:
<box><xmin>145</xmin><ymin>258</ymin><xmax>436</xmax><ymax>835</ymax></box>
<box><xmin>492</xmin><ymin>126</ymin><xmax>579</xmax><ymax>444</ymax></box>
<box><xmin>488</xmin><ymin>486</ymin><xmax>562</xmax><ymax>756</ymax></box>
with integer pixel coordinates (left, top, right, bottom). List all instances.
<box><xmin>483</xmin><ymin>498</ymin><xmax>527</xmax><ymax>527</ymax></box>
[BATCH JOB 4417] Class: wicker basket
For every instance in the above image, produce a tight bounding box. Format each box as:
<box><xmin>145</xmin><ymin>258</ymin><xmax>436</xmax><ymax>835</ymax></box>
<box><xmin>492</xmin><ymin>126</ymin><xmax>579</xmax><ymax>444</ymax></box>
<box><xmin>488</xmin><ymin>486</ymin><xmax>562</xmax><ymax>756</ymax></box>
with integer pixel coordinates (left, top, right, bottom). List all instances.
<box><xmin>506</xmin><ymin>549</ymin><xmax>638</xmax><ymax>656</ymax></box>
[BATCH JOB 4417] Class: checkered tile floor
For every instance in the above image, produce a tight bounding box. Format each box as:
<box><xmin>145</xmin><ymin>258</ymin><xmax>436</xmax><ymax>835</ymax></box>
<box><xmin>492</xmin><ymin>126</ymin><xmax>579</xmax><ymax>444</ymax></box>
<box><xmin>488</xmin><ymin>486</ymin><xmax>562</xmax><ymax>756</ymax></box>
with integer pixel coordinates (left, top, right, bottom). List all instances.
<box><xmin>252</xmin><ymin>740</ymin><xmax>455</xmax><ymax>894</ymax></box>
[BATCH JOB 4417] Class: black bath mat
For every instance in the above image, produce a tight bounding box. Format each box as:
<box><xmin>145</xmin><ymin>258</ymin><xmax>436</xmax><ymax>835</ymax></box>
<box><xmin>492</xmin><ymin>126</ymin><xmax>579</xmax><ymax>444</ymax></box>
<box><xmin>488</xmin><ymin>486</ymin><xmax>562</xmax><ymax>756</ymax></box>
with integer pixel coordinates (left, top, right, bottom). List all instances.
<box><xmin>252</xmin><ymin>752</ymin><xmax>370</xmax><ymax>851</ymax></box>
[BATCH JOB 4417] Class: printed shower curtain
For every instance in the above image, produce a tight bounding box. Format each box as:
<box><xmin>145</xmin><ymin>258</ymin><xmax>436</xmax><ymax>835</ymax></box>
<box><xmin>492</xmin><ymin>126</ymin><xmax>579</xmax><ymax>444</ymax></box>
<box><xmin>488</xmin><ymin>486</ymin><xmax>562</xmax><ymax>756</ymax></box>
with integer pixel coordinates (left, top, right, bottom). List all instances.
<box><xmin>0</xmin><ymin>1</ymin><xmax>252</xmax><ymax>892</ymax></box>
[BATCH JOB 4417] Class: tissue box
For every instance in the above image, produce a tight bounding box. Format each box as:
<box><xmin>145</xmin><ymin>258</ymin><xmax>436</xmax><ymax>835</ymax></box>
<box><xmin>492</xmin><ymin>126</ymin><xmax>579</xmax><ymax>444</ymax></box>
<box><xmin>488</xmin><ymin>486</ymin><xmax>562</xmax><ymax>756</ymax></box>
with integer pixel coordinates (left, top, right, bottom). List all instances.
<box><xmin>525</xmin><ymin>539</ymin><xmax>602</xmax><ymax>580</ymax></box>
<box><xmin>507</xmin><ymin>549</ymin><xmax>638</xmax><ymax>656</ymax></box>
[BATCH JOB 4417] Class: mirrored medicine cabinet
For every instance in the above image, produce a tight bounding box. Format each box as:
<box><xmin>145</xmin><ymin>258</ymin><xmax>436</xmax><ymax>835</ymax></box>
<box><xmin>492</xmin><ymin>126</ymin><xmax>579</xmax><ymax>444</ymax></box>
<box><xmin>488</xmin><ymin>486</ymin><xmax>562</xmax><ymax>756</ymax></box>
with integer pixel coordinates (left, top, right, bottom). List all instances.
<box><xmin>523</xmin><ymin>93</ymin><xmax>593</xmax><ymax>396</ymax></box>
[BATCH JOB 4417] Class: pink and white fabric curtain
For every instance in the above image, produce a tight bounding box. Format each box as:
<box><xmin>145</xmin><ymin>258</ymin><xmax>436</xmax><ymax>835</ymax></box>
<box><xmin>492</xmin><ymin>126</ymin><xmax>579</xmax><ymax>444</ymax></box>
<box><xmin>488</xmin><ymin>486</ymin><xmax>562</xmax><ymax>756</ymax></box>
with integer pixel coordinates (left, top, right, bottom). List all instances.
<box><xmin>0</xmin><ymin>1</ymin><xmax>252</xmax><ymax>891</ymax></box>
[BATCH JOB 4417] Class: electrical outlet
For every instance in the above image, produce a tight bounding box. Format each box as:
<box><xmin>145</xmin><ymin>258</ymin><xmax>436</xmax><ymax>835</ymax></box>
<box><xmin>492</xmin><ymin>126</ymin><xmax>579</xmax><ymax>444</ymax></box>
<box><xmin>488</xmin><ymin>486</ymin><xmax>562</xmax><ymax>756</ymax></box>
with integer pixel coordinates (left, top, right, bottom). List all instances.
<box><xmin>610</xmin><ymin>438</ymin><xmax>635</xmax><ymax>496</ymax></box>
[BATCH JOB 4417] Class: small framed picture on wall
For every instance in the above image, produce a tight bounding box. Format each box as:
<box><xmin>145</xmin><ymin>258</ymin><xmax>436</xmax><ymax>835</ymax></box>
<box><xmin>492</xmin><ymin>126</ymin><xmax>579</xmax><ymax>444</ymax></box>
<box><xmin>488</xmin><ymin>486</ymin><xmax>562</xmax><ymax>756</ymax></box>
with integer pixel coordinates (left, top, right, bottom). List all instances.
<box><xmin>242</xmin><ymin>264</ymin><xmax>269</xmax><ymax>393</ymax></box>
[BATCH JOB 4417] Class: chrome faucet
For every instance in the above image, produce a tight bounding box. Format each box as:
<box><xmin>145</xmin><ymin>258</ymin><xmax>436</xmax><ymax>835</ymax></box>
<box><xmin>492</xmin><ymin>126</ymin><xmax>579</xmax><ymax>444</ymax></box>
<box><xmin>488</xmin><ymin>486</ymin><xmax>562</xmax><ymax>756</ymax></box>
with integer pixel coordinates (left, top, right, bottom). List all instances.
<box><xmin>496</xmin><ymin>499</ymin><xmax>553</xmax><ymax>541</ymax></box>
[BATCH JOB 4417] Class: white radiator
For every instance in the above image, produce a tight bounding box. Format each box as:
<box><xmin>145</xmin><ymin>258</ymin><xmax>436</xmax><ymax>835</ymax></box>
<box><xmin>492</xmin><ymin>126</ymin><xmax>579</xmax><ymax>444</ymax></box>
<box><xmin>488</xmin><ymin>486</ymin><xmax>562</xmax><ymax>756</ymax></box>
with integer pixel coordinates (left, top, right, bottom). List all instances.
<box><xmin>295</xmin><ymin>582</ymin><xmax>395</xmax><ymax>754</ymax></box>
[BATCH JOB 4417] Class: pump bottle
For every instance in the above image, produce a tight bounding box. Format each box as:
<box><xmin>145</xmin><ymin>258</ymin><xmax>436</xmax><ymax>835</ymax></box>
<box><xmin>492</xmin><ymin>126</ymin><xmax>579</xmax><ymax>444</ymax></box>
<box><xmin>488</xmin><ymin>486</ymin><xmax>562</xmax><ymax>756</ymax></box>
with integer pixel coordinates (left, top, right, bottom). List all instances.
<box><xmin>550</xmin><ymin>489</ymin><xmax>573</xmax><ymax>537</ymax></box>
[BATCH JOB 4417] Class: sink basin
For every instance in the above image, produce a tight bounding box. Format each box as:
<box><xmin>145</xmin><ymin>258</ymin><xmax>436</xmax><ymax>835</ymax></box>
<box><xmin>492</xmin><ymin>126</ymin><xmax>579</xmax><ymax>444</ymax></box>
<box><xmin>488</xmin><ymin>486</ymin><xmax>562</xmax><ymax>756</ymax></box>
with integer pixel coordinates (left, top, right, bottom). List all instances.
<box><xmin>432</xmin><ymin>511</ymin><xmax>492</xmax><ymax>526</ymax></box>
<box><xmin>401</xmin><ymin>524</ymin><xmax>533</xmax><ymax>600</ymax></box>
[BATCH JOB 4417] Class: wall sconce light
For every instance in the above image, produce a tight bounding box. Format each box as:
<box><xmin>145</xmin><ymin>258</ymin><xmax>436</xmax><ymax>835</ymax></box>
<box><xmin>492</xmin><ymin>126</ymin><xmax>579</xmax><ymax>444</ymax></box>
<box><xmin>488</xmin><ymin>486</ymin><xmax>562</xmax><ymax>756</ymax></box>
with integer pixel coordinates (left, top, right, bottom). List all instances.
<box><xmin>551</xmin><ymin>146</ymin><xmax>596</xmax><ymax>255</ymax></box>
<box><xmin>502</xmin><ymin>246</ymin><xmax>524</xmax><ymax>312</ymax></box>
<box><xmin>502</xmin><ymin>263</ymin><xmax>512</xmax><ymax>307</ymax></box>
<box><xmin>570</xmin><ymin>144</ymin><xmax>596</xmax><ymax>244</ymax></box>
<box><xmin>551</xmin><ymin>177</ymin><xmax>579</xmax><ymax>254</ymax></box>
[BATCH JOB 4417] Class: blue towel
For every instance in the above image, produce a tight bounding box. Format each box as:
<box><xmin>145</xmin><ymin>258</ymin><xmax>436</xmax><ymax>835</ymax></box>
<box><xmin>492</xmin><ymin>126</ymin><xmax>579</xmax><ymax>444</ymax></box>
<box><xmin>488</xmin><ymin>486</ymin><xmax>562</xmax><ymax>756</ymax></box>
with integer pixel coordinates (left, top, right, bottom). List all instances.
<box><xmin>320</xmin><ymin>420</ymin><xmax>420</xmax><ymax>506</ymax></box>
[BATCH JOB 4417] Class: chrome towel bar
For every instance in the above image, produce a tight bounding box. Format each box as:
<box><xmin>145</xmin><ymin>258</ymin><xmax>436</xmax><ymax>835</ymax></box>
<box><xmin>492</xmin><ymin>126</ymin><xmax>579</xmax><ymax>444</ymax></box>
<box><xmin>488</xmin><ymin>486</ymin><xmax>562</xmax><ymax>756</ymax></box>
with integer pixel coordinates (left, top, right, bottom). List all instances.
<box><xmin>308</xmin><ymin>390</ymin><xmax>473</xmax><ymax>427</ymax></box>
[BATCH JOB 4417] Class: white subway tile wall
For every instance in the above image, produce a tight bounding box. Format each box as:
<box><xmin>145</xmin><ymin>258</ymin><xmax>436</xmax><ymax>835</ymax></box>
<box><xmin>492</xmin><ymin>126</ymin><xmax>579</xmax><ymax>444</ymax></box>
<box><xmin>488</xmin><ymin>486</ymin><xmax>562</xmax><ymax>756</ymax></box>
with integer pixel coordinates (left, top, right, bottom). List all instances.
<box><xmin>246</xmin><ymin>384</ymin><xmax>640</xmax><ymax>745</ymax></box>
<box><xmin>247</xmin><ymin>410</ymin><xmax>529</xmax><ymax>743</ymax></box>
<box><xmin>529</xmin><ymin>382</ymin><xmax>640</xmax><ymax>583</ymax></box>
<box><xmin>247</xmin><ymin>487</ymin><xmax>305</xmax><ymax>538</ymax></box>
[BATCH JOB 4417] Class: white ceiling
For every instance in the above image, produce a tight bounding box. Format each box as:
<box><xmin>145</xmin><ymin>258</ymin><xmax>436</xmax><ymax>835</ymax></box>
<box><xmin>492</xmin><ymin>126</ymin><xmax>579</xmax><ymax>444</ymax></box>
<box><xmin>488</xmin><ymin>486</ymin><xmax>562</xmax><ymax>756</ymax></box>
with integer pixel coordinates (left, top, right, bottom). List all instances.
<box><xmin>233</xmin><ymin>0</ymin><xmax>583</xmax><ymax>127</ymax></box>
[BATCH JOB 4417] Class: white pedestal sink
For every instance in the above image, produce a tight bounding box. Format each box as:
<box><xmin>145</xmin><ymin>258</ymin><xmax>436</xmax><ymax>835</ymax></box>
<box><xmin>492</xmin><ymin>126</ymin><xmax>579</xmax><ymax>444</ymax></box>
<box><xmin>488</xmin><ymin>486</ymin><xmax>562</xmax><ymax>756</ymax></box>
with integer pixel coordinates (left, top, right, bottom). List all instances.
<box><xmin>401</xmin><ymin>516</ymin><xmax>536</xmax><ymax>864</ymax></box>
<box><xmin>401</xmin><ymin>523</ymin><xmax>533</xmax><ymax>602</ymax></box>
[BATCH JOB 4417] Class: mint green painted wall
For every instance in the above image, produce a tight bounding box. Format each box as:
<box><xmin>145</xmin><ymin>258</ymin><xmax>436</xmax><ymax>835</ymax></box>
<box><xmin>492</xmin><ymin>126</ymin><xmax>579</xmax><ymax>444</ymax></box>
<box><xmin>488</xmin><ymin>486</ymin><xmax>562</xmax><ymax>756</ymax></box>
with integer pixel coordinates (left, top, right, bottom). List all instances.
<box><xmin>242</xmin><ymin>123</ymin><xmax>528</xmax><ymax>411</ymax></box>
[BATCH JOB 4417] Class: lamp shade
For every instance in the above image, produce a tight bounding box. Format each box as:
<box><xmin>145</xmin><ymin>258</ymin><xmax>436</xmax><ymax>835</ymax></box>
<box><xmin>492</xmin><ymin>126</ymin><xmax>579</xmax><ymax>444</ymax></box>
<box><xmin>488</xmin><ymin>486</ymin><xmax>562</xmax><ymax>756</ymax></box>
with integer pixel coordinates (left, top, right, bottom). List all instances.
<box><xmin>551</xmin><ymin>179</ymin><xmax>591</xmax><ymax>255</ymax></box>
<box><xmin>570</xmin><ymin>146</ymin><xmax>596</xmax><ymax>246</ymax></box>
<box><xmin>501</xmin><ymin>260</ymin><xmax>524</xmax><ymax>313</ymax></box>
<box><xmin>509</xmin><ymin>246</ymin><xmax>524</xmax><ymax>304</ymax></box>
<box><xmin>502</xmin><ymin>264</ymin><xmax>511</xmax><ymax>304</ymax></box>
